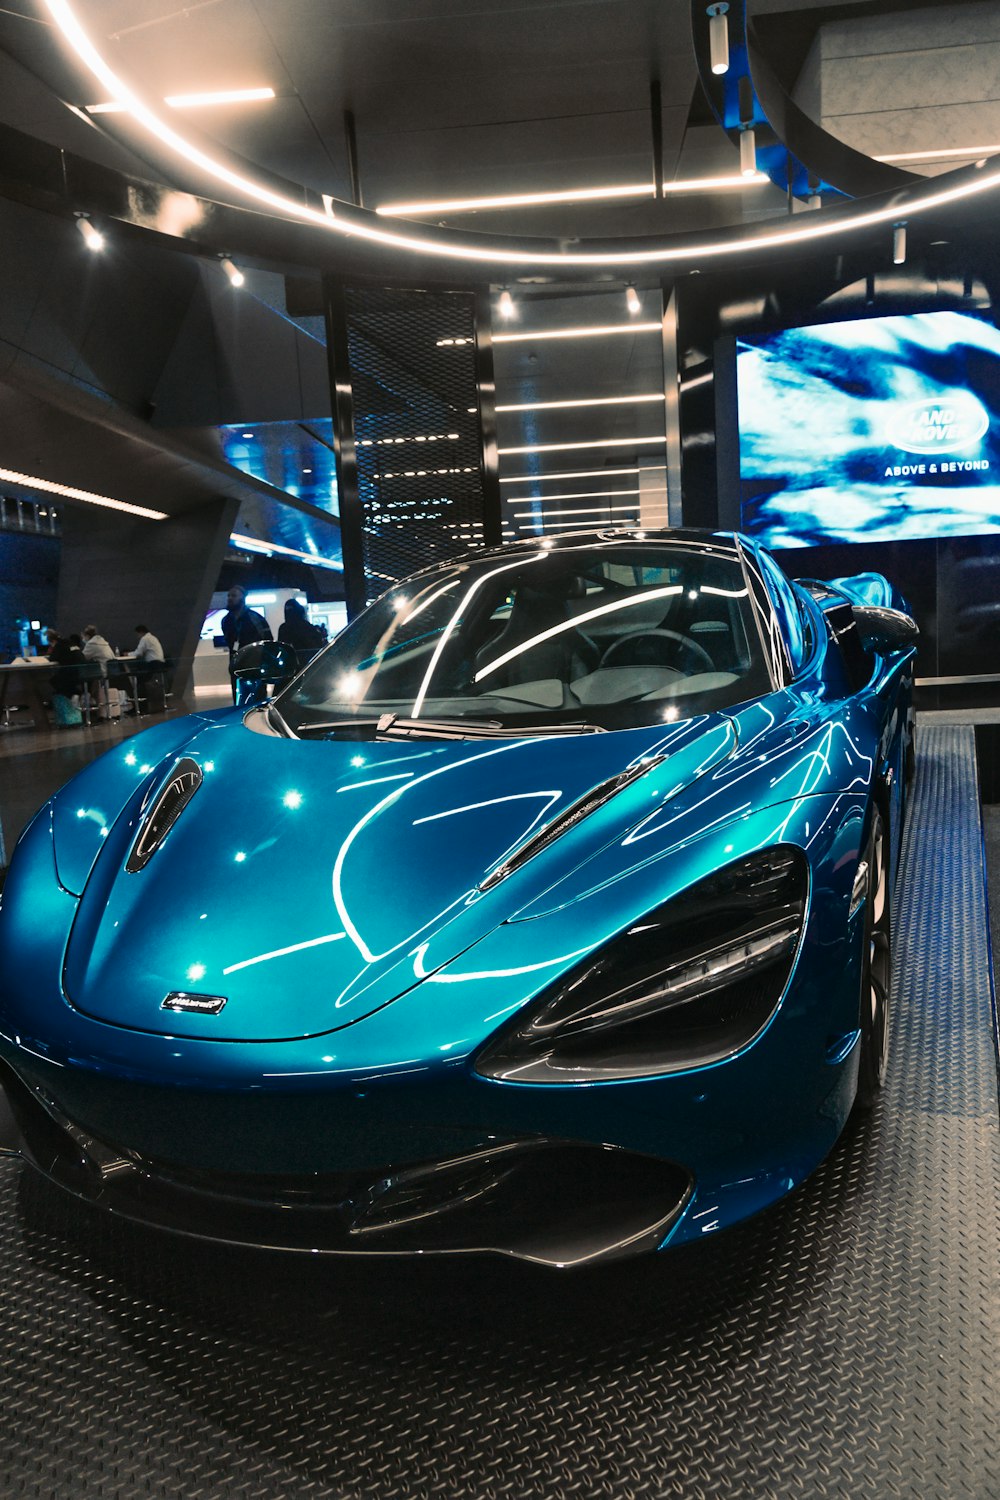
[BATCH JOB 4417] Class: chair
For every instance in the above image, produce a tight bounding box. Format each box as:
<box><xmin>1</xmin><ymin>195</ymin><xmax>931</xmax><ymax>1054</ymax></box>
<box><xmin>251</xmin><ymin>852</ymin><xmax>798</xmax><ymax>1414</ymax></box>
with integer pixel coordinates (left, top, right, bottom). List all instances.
<box><xmin>140</xmin><ymin>657</ymin><xmax>173</xmax><ymax>714</ymax></box>
<box><xmin>75</xmin><ymin>662</ymin><xmax>106</xmax><ymax>727</ymax></box>
<box><xmin>106</xmin><ymin>659</ymin><xmax>141</xmax><ymax>717</ymax></box>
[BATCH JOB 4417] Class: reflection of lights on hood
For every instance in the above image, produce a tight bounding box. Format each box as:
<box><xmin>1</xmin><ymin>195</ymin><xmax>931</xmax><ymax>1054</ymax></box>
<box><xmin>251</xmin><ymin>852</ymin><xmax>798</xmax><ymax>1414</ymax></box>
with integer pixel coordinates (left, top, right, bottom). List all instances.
<box><xmin>234</xmin><ymin>851</ymin><xmax>247</xmax><ymax>863</ymax></box>
<box><xmin>222</xmin><ymin>930</ymin><xmax>346</xmax><ymax>976</ymax></box>
<box><xmin>350</xmin><ymin>755</ymin><xmax>365</xmax><ymax>767</ymax></box>
<box><xmin>283</xmin><ymin>790</ymin><xmax>303</xmax><ymax>809</ymax></box>
<box><xmin>187</xmin><ymin>963</ymin><xmax>206</xmax><ymax>982</ymax></box>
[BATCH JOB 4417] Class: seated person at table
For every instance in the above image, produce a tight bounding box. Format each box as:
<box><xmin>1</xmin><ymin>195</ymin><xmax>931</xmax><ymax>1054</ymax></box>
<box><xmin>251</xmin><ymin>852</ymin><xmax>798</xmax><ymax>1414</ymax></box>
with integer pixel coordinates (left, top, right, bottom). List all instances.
<box><xmin>134</xmin><ymin>624</ymin><xmax>164</xmax><ymax>664</ymax></box>
<box><xmin>46</xmin><ymin>630</ymin><xmax>84</xmax><ymax>726</ymax></box>
<box><xmin>133</xmin><ymin>623</ymin><xmax>166</xmax><ymax>710</ymax></box>
<box><xmin>82</xmin><ymin>624</ymin><xmax>119</xmax><ymax>719</ymax></box>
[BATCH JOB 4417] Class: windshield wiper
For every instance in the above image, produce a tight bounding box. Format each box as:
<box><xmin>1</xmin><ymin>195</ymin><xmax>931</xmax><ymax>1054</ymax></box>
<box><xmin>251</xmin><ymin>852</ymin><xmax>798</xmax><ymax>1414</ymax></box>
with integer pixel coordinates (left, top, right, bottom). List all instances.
<box><xmin>375</xmin><ymin>714</ymin><xmax>605</xmax><ymax>741</ymax></box>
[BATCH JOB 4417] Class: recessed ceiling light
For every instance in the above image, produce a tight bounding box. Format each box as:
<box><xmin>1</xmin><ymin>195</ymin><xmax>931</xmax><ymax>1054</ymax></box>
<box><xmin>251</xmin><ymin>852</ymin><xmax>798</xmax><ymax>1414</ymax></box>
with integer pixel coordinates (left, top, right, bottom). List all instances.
<box><xmin>494</xmin><ymin>324</ymin><xmax>661</xmax><ymax>347</ymax></box>
<box><xmin>87</xmin><ymin>86</ymin><xmax>276</xmax><ymax>114</ymax></box>
<box><xmin>507</xmin><ymin>487</ymin><xmax>643</xmax><ymax>503</ymax></box>
<box><xmin>496</xmin><ymin>393</ymin><xmax>665</xmax><ymax>413</ymax></box>
<box><xmin>499</xmin><ymin>436</ymin><xmax>666</xmax><ymax>456</ymax></box>
<box><xmin>875</xmin><ymin>145</ymin><xmax>1000</xmax><ymax>163</ymax></box>
<box><xmin>229</xmin><ymin>532</ymin><xmax>342</xmax><ymax>570</ymax></box>
<box><xmin>0</xmin><ymin>467</ymin><xmax>167</xmax><ymax>520</ymax></box>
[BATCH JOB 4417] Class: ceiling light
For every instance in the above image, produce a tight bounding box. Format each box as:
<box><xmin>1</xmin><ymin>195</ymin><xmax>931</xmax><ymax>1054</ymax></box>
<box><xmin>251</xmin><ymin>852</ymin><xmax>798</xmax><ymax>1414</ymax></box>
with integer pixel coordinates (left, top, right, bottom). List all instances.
<box><xmin>893</xmin><ymin>222</ymin><xmax>907</xmax><ymax>265</ymax></box>
<box><xmin>510</xmin><ymin>501</ymin><xmax>643</xmax><ymax>518</ymax></box>
<box><xmin>707</xmin><ymin>3</ymin><xmax>730</xmax><ymax>75</ymax></box>
<box><xmin>625</xmin><ymin>285</ymin><xmax>642</xmax><ymax>315</ymax></box>
<box><xmin>509</xmin><ymin>487</ymin><xmax>643</xmax><ymax>504</ymax></box>
<box><xmin>496</xmin><ymin>393</ymin><xmax>665</xmax><ymax>413</ymax></box>
<box><xmin>75</xmin><ymin>214</ymin><xmax>103</xmax><ymax>251</ymax></box>
<box><xmin>500</xmin><ymin>465</ymin><xmax>652</xmax><ymax>483</ymax></box>
<box><xmin>378</xmin><ymin>183</ymin><xmax>655</xmax><ymax>217</ymax></box>
<box><xmin>229</xmin><ymin>533</ymin><xmax>342</xmax><ymax>570</ymax></box>
<box><xmin>498</xmin><ymin>289</ymin><xmax>516</xmax><ymax>320</ymax></box>
<box><xmin>44</xmin><ymin>0</ymin><xmax>1000</xmax><ymax>270</ymax></box>
<box><xmin>494</xmin><ymin>322</ymin><xmax>660</xmax><ymax>343</ymax></box>
<box><xmin>86</xmin><ymin>86</ymin><xmax>276</xmax><ymax>114</ymax></box>
<box><xmin>220</xmin><ymin>257</ymin><xmax>245</xmax><ymax>287</ymax></box>
<box><xmin>740</xmin><ymin>128</ymin><xmax>757</xmax><ymax>178</ymax></box>
<box><xmin>663</xmin><ymin>173</ymin><xmax>768</xmax><ymax>192</ymax></box>
<box><xmin>499</xmin><ymin>436</ymin><xmax>667</xmax><ymax>456</ymax></box>
<box><xmin>0</xmin><ymin>467</ymin><xmax>167</xmax><ymax>520</ymax></box>
<box><xmin>875</xmin><ymin>145</ymin><xmax>1000</xmax><ymax>164</ymax></box>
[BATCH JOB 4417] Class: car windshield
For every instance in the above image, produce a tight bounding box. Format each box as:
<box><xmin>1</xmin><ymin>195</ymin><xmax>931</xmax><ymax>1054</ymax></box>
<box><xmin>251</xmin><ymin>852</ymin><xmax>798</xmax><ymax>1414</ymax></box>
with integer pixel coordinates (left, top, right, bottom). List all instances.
<box><xmin>279</xmin><ymin>539</ymin><xmax>773</xmax><ymax>738</ymax></box>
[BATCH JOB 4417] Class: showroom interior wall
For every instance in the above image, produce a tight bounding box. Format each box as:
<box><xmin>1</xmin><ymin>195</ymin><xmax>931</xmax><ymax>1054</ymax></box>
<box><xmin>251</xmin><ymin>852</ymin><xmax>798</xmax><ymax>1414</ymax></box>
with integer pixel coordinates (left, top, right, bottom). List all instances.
<box><xmin>0</xmin><ymin>194</ymin><xmax>345</xmax><ymax>688</ymax></box>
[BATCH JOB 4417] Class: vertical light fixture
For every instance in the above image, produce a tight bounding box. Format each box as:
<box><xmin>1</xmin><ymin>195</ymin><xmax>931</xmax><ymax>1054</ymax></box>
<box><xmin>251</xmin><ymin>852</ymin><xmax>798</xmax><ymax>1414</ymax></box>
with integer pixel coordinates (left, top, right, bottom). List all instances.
<box><xmin>738</xmin><ymin>76</ymin><xmax>756</xmax><ymax>178</ymax></box>
<box><xmin>498</xmin><ymin>288</ymin><xmax>515</xmax><ymax>320</ymax></box>
<box><xmin>75</xmin><ymin>213</ymin><xmax>104</xmax><ymax>251</ymax></box>
<box><xmin>892</xmin><ymin>222</ymin><xmax>907</xmax><ymax>265</ymax></box>
<box><xmin>707</xmin><ymin>3</ymin><xmax>730</xmax><ymax>75</ymax></box>
<box><xmin>220</xmin><ymin>256</ymin><xmax>245</xmax><ymax>287</ymax></box>
<box><xmin>626</xmin><ymin>285</ymin><xmax>642</xmax><ymax>315</ymax></box>
<box><xmin>807</xmin><ymin>175</ymin><xmax>822</xmax><ymax>210</ymax></box>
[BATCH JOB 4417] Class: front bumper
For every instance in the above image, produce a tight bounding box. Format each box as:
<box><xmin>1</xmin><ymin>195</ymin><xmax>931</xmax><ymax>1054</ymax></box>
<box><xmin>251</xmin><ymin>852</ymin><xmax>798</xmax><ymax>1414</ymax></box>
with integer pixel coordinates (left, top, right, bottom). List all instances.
<box><xmin>0</xmin><ymin>1059</ymin><xmax>691</xmax><ymax>1268</ymax></box>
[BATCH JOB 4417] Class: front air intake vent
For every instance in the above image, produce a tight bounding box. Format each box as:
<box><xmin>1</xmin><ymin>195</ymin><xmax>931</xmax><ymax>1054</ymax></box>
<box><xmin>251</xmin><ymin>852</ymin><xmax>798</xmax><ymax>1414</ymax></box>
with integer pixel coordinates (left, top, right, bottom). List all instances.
<box><xmin>126</xmin><ymin>758</ymin><xmax>203</xmax><ymax>873</ymax></box>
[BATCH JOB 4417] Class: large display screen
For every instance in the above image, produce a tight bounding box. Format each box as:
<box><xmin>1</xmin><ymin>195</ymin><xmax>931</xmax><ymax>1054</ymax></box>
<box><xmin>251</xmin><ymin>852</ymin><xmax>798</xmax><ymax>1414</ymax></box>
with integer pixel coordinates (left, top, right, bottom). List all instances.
<box><xmin>737</xmin><ymin>310</ymin><xmax>1000</xmax><ymax>548</ymax></box>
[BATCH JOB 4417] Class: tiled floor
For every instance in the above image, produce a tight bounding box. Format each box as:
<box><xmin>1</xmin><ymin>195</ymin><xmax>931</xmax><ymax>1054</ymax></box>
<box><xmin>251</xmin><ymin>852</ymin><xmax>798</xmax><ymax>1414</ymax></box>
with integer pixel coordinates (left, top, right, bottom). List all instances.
<box><xmin>0</xmin><ymin>691</ymin><xmax>231</xmax><ymax>869</ymax></box>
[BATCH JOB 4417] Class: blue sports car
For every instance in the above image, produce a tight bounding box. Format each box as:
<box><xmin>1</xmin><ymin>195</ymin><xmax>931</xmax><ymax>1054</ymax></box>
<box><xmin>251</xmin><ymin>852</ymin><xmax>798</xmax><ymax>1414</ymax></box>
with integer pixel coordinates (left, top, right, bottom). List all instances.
<box><xmin>0</xmin><ymin>530</ymin><xmax>917</xmax><ymax>1267</ymax></box>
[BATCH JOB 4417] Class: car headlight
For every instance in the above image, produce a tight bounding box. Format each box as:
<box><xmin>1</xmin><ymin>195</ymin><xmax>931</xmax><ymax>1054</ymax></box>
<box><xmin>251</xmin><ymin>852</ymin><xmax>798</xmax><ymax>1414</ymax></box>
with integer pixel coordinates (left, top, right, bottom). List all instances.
<box><xmin>475</xmin><ymin>848</ymin><xmax>808</xmax><ymax>1083</ymax></box>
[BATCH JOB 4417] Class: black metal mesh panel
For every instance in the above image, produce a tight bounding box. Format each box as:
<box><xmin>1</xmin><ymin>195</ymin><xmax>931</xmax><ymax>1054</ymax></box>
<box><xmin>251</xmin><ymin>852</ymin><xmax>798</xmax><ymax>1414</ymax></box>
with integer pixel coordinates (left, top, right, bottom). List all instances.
<box><xmin>344</xmin><ymin>288</ymin><xmax>484</xmax><ymax>604</ymax></box>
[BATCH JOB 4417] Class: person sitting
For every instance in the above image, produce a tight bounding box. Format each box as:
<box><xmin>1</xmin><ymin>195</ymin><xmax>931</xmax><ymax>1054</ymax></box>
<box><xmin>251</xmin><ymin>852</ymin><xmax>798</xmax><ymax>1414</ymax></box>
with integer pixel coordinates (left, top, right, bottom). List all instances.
<box><xmin>82</xmin><ymin>624</ymin><xmax>118</xmax><ymax>719</ymax></box>
<box><xmin>134</xmin><ymin>624</ymin><xmax>164</xmax><ymax>665</ymax></box>
<box><xmin>46</xmin><ymin>629</ymin><xmax>85</xmax><ymax>726</ymax></box>
<box><xmin>133</xmin><ymin>623</ymin><xmax>167</xmax><ymax>712</ymax></box>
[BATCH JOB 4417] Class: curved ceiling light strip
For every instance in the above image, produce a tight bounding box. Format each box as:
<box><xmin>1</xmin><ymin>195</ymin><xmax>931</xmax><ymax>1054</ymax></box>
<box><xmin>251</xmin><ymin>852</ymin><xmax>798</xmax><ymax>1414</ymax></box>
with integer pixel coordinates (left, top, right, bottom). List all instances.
<box><xmin>44</xmin><ymin>0</ymin><xmax>1000</xmax><ymax>269</ymax></box>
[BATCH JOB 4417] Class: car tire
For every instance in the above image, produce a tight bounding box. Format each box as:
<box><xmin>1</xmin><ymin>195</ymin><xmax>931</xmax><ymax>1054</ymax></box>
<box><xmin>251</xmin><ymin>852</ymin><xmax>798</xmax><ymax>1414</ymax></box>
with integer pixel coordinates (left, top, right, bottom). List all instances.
<box><xmin>856</xmin><ymin>803</ymin><xmax>891</xmax><ymax>1110</ymax></box>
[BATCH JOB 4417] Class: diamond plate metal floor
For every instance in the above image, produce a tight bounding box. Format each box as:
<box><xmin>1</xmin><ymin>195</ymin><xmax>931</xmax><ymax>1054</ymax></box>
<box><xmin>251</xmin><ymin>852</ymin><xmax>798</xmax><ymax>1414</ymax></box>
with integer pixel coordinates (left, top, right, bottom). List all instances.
<box><xmin>0</xmin><ymin>724</ymin><xmax>998</xmax><ymax>1500</ymax></box>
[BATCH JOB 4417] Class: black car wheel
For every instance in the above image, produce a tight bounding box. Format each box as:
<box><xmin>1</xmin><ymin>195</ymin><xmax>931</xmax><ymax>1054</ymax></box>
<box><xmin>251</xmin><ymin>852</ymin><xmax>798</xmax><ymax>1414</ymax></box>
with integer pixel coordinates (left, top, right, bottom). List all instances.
<box><xmin>856</xmin><ymin>804</ymin><xmax>891</xmax><ymax>1109</ymax></box>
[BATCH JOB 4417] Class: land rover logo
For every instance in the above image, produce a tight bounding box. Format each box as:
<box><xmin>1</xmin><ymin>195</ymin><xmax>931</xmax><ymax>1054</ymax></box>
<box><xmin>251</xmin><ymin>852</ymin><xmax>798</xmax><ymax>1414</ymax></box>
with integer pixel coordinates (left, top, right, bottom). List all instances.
<box><xmin>888</xmin><ymin>394</ymin><xmax>989</xmax><ymax>456</ymax></box>
<box><xmin>162</xmin><ymin>991</ymin><xmax>228</xmax><ymax>1015</ymax></box>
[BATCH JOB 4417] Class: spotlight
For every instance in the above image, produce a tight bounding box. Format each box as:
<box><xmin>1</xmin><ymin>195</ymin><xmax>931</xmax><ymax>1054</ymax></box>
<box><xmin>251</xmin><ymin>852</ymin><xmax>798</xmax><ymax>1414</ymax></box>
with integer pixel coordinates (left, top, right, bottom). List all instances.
<box><xmin>707</xmin><ymin>3</ymin><xmax>730</xmax><ymax>75</ymax></box>
<box><xmin>892</xmin><ymin>222</ymin><xmax>907</xmax><ymax>265</ymax></box>
<box><xmin>626</xmin><ymin>285</ymin><xmax>642</xmax><ymax>315</ymax></box>
<box><xmin>739</xmin><ymin>128</ymin><xmax>757</xmax><ymax>178</ymax></box>
<box><xmin>75</xmin><ymin>214</ymin><xmax>104</xmax><ymax>251</ymax></box>
<box><xmin>498</xmin><ymin>289</ymin><xmax>515</xmax><ymax>320</ymax></box>
<box><xmin>221</xmin><ymin>257</ymin><xmax>245</xmax><ymax>287</ymax></box>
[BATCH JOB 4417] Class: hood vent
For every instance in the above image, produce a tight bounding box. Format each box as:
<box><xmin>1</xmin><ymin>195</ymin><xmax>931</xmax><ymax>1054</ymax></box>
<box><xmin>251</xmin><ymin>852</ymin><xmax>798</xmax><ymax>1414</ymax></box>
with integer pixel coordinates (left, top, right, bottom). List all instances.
<box><xmin>478</xmin><ymin>756</ymin><xmax>664</xmax><ymax>894</ymax></box>
<box><xmin>126</xmin><ymin>758</ymin><xmax>203</xmax><ymax>873</ymax></box>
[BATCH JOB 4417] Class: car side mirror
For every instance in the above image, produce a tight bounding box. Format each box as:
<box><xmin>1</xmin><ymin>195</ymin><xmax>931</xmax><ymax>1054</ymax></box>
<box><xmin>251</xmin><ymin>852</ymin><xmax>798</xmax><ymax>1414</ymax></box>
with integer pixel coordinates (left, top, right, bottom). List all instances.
<box><xmin>231</xmin><ymin>641</ymin><xmax>299</xmax><ymax>707</ymax></box>
<box><xmin>853</xmin><ymin>606</ymin><xmax>919</xmax><ymax>654</ymax></box>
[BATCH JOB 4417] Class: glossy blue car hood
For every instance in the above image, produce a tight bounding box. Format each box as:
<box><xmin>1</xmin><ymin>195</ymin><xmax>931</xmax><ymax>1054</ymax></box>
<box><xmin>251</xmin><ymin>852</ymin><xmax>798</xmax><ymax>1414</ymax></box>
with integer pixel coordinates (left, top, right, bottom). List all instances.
<box><xmin>61</xmin><ymin>713</ymin><xmax>737</xmax><ymax>1042</ymax></box>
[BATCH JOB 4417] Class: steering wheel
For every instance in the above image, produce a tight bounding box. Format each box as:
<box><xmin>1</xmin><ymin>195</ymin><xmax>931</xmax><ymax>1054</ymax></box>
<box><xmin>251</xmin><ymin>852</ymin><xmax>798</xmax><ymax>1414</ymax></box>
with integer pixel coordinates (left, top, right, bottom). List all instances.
<box><xmin>599</xmin><ymin>628</ymin><xmax>715</xmax><ymax>673</ymax></box>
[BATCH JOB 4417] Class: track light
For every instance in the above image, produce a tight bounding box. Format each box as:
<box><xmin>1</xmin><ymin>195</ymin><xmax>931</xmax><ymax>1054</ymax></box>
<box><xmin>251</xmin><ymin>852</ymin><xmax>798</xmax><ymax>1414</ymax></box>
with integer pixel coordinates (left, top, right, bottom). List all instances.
<box><xmin>707</xmin><ymin>3</ymin><xmax>729</xmax><ymax>75</ymax></box>
<box><xmin>740</xmin><ymin>128</ymin><xmax>757</xmax><ymax>178</ymax></box>
<box><xmin>75</xmin><ymin>214</ymin><xmax>103</xmax><ymax>251</ymax></box>
<box><xmin>893</xmin><ymin>222</ymin><xmax>907</xmax><ymax>265</ymax></box>
<box><xmin>498</xmin><ymin>289</ymin><xmax>515</xmax><ymax>320</ymax></box>
<box><xmin>220</xmin><ymin>257</ymin><xmax>245</xmax><ymax>287</ymax></box>
<box><xmin>625</xmin><ymin>285</ymin><xmax>642</xmax><ymax>315</ymax></box>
